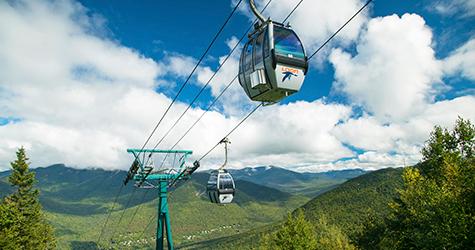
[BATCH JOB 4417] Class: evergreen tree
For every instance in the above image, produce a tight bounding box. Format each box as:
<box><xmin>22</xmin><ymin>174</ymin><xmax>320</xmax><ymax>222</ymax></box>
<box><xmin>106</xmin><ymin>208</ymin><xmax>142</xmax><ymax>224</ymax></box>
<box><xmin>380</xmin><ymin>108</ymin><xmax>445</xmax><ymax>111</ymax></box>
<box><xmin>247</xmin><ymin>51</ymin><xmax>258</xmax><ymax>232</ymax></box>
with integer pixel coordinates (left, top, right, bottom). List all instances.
<box><xmin>381</xmin><ymin>118</ymin><xmax>475</xmax><ymax>249</ymax></box>
<box><xmin>0</xmin><ymin>147</ymin><xmax>56</xmax><ymax>249</ymax></box>
<box><xmin>0</xmin><ymin>198</ymin><xmax>21</xmax><ymax>249</ymax></box>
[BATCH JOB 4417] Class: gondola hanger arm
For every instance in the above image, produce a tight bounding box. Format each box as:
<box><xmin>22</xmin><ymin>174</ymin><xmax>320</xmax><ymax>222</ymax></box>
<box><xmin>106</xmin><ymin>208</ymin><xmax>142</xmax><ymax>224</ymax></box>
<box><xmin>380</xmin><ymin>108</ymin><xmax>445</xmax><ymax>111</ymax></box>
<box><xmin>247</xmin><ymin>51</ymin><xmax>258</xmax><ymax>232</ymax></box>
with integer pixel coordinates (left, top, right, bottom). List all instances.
<box><xmin>219</xmin><ymin>138</ymin><xmax>231</xmax><ymax>170</ymax></box>
<box><xmin>250</xmin><ymin>0</ymin><xmax>267</xmax><ymax>24</ymax></box>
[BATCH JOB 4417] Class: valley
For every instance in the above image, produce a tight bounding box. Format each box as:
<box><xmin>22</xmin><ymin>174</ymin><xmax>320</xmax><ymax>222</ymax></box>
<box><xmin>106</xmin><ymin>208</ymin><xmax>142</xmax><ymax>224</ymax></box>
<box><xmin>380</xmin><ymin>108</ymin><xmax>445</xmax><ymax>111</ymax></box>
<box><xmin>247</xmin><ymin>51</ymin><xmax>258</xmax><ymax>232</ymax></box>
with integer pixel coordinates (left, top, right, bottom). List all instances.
<box><xmin>0</xmin><ymin>164</ymin><xmax>364</xmax><ymax>249</ymax></box>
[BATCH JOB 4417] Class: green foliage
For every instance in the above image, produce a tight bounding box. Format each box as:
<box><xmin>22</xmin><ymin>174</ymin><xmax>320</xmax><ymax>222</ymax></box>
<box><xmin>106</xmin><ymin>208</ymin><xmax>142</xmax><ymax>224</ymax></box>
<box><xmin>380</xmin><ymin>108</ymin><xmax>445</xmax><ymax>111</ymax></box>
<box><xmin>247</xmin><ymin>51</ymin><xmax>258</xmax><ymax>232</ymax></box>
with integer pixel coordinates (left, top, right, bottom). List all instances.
<box><xmin>382</xmin><ymin>118</ymin><xmax>475</xmax><ymax>249</ymax></box>
<box><xmin>260</xmin><ymin>210</ymin><xmax>355</xmax><ymax>250</ymax></box>
<box><xmin>0</xmin><ymin>198</ymin><xmax>21</xmax><ymax>249</ymax></box>
<box><xmin>260</xmin><ymin>209</ymin><xmax>317</xmax><ymax>250</ymax></box>
<box><xmin>179</xmin><ymin>118</ymin><xmax>474</xmax><ymax>249</ymax></box>
<box><xmin>301</xmin><ymin>167</ymin><xmax>403</xmax><ymax>243</ymax></box>
<box><xmin>0</xmin><ymin>165</ymin><xmax>313</xmax><ymax>249</ymax></box>
<box><xmin>197</xmin><ymin>168</ymin><xmax>403</xmax><ymax>249</ymax></box>
<box><xmin>0</xmin><ymin>147</ymin><xmax>56</xmax><ymax>249</ymax></box>
<box><xmin>313</xmin><ymin>215</ymin><xmax>355</xmax><ymax>250</ymax></box>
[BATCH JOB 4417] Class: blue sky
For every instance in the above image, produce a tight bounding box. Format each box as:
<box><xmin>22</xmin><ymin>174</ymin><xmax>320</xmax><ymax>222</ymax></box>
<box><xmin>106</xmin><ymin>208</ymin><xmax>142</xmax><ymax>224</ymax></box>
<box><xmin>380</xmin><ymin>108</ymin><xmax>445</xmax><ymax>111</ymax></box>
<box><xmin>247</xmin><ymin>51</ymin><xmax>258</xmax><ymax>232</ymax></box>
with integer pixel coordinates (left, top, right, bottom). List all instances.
<box><xmin>74</xmin><ymin>0</ymin><xmax>474</xmax><ymax>105</ymax></box>
<box><xmin>0</xmin><ymin>0</ymin><xmax>474</xmax><ymax>172</ymax></box>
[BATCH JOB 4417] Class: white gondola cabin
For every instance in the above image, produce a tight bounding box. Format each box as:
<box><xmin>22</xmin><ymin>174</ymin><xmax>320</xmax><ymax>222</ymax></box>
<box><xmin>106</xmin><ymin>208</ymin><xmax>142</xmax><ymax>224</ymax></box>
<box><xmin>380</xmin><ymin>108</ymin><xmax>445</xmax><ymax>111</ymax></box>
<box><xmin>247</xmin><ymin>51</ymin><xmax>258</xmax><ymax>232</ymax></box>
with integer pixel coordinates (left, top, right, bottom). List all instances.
<box><xmin>206</xmin><ymin>169</ymin><xmax>235</xmax><ymax>204</ymax></box>
<box><xmin>238</xmin><ymin>21</ymin><xmax>308</xmax><ymax>104</ymax></box>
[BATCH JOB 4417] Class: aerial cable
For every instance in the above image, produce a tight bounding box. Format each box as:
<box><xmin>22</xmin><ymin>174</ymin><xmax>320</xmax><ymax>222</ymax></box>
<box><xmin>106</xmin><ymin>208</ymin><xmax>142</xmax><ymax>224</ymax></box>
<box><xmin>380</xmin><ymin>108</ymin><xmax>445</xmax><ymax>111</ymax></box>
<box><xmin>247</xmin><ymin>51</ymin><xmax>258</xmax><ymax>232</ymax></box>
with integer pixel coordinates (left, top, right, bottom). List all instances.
<box><xmin>193</xmin><ymin>0</ymin><xmax>374</xmax><ymax>163</ymax></box>
<box><xmin>108</xmin><ymin>188</ymin><xmax>138</xmax><ymax>243</ymax></box>
<box><xmin>170</xmin><ymin>0</ymin><xmax>373</xmax><ymax>185</ymax></box>
<box><xmin>156</xmin><ymin>76</ymin><xmax>238</xmax><ymax>173</ymax></box>
<box><xmin>308</xmin><ymin>0</ymin><xmax>373</xmax><ymax>60</ymax></box>
<box><xmin>91</xmin><ymin>170</ymin><xmax>124</xmax><ymax>244</ymax></box>
<box><xmin>139</xmin><ymin>1</ymin><xmax>375</xmax><ymax>244</ymax></box>
<box><xmin>158</xmin><ymin>0</ymin><xmax>313</xmax><ymax>172</ymax></box>
<box><xmin>282</xmin><ymin>0</ymin><xmax>304</xmax><ymax>24</ymax></box>
<box><xmin>170</xmin><ymin>78</ymin><xmax>237</xmax><ymax>151</ymax></box>
<box><xmin>110</xmin><ymin>1</ymin><xmax>244</xmax><ymax>241</ymax></box>
<box><xmin>132</xmin><ymin>0</ymin><xmax>373</xmax><ymax>242</ymax></box>
<box><xmin>198</xmin><ymin>103</ymin><xmax>262</xmax><ymax>162</ymax></box>
<box><xmin>96</xmin><ymin>184</ymin><xmax>125</xmax><ymax>245</ymax></box>
<box><xmin>138</xmin><ymin>210</ymin><xmax>157</xmax><ymax>243</ymax></box>
<box><xmin>194</xmin><ymin>0</ymin><xmax>374</xmax><ymax>161</ymax></box>
<box><xmin>131</xmin><ymin>0</ymin><xmax>243</xmax><ymax>165</ymax></box>
<box><xmin>141</xmin><ymin>0</ymin><xmax>274</xmax><ymax>170</ymax></box>
<box><xmin>137</xmin><ymin>190</ymin><xmax>174</xmax><ymax>243</ymax></box>
<box><xmin>125</xmin><ymin>189</ymin><xmax>150</xmax><ymax>231</ymax></box>
<box><xmin>167</xmin><ymin>103</ymin><xmax>262</xmax><ymax>190</ymax></box>
<box><xmin>147</xmin><ymin>0</ymin><xmax>274</xmax><ymax>154</ymax></box>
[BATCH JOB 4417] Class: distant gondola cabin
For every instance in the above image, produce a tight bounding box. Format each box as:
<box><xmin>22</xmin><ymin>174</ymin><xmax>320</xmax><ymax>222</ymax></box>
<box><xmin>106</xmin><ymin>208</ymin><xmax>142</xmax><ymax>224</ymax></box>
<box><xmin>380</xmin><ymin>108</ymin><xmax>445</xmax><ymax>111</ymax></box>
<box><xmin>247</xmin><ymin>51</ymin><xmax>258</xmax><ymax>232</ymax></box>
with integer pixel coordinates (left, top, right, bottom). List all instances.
<box><xmin>206</xmin><ymin>169</ymin><xmax>235</xmax><ymax>204</ymax></box>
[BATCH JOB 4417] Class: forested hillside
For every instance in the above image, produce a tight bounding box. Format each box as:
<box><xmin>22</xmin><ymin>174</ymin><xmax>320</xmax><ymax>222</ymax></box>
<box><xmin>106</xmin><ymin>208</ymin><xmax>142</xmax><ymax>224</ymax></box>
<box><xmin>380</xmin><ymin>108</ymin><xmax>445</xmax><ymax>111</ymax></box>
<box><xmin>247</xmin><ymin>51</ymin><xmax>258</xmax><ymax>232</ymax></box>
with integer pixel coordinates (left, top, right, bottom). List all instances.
<box><xmin>180</xmin><ymin>167</ymin><xmax>403</xmax><ymax>249</ymax></box>
<box><xmin>300</xmin><ymin>167</ymin><xmax>403</xmax><ymax>242</ymax></box>
<box><xmin>190</xmin><ymin>118</ymin><xmax>475</xmax><ymax>249</ymax></box>
<box><xmin>0</xmin><ymin>165</ymin><xmax>361</xmax><ymax>249</ymax></box>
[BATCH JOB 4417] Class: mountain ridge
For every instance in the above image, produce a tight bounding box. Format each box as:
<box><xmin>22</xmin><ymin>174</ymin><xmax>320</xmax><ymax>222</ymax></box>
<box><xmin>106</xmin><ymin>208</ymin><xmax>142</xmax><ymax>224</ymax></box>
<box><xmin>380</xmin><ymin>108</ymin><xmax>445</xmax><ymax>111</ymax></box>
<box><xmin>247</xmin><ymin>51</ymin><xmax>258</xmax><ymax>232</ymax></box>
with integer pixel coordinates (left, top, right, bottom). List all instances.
<box><xmin>181</xmin><ymin>167</ymin><xmax>404</xmax><ymax>249</ymax></box>
<box><xmin>0</xmin><ymin>164</ymin><xmax>369</xmax><ymax>249</ymax></box>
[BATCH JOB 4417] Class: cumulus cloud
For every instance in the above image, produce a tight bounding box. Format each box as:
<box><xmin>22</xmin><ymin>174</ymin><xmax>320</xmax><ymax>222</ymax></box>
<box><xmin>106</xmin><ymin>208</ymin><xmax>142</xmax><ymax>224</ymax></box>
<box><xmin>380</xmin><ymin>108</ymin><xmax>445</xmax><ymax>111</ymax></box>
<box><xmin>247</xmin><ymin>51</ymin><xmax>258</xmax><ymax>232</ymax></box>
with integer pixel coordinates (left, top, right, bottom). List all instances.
<box><xmin>189</xmin><ymin>99</ymin><xmax>356</xmax><ymax>171</ymax></box>
<box><xmin>194</xmin><ymin>36</ymin><xmax>253</xmax><ymax>116</ymax></box>
<box><xmin>0</xmin><ymin>0</ymin><xmax>357</xmax><ymax>172</ymax></box>
<box><xmin>235</xmin><ymin>0</ymin><xmax>370</xmax><ymax>63</ymax></box>
<box><xmin>1</xmin><ymin>0</ymin><xmax>473</xmax><ymax>175</ymax></box>
<box><xmin>331</xmin><ymin>96</ymin><xmax>475</xmax><ymax>169</ymax></box>
<box><xmin>0</xmin><ymin>2</ymin><xmax>162</xmax><ymax>90</ymax></box>
<box><xmin>443</xmin><ymin>38</ymin><xmax>475</xmax><ymax>81</ymax></box>
<box><xmin>333</xmin><ymin>115</ymin><xmax>404</xmax><ymax>152</ymax></box>
<box><xmin>0</xmin><ymin>0</ymin><xmax>211</xmax><ymax>169</ymax></box>
<box><xmin>430</xmin><ymin>0</ymin><xmax>475</xmax><ymax>18</ymax></box>
<box><xmin>330</xmin><ymin>14</ymin><xmax>443</xmax><ymax>122</ymax></box>
<box><xmin>231</xmin><ymin>100</ymin><xmax>354</xmax><ymax>159</ymax></box>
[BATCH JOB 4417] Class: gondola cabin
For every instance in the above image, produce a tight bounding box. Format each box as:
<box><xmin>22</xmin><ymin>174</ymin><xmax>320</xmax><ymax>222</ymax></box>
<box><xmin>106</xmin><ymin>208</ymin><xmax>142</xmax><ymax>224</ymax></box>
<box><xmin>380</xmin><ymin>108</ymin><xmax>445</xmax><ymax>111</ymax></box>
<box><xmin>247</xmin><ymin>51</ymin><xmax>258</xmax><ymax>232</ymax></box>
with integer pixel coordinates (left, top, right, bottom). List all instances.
<box><xmin>239</xmin><ymin>21</ymin><xmax>308</xmax><ymax>104</ymax></box>
<box><xmin>206</xmin><ymin>169</ymin><xmax>235</xmax><ymax>204</ymax></box>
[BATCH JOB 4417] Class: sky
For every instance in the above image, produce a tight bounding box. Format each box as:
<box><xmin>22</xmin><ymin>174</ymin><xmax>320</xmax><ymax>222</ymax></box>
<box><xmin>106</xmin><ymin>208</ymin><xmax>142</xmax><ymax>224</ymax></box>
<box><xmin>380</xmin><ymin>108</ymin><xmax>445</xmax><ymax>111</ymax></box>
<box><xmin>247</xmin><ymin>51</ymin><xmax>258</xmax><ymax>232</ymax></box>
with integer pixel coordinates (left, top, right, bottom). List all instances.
<box><xmin>0</xmin><ymin>0</ymin><xmax>474</xmax><ymax>172</ymax></box>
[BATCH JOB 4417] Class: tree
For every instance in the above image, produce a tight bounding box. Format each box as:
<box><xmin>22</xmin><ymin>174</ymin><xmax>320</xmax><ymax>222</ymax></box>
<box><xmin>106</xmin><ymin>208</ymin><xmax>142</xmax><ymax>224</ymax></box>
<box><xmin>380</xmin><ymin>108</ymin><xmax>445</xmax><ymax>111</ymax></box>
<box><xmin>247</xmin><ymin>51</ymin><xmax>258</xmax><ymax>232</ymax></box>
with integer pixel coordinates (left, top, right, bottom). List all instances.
<box><xmin>382</xmin><ymin>118</ymin><xmax>475</xmax><ymax>249</ymax></box>
<box><xmin>260</xmin><ymin>210</ymin><xmax>355</xmax><ymax>250</ymax></box>
<box><xmin>0</xmin><ymin>147</ymin><xmax>56</xmax><ymax>249</ymax></box>
<box><xmin>260</xmin><ymin>209</ymin><xmax>317</xmax><ymax>250</ymax></box>
<box><xmin>0</xmin><ymin>198</ymin><xmax>22</xmax><ymax>249</ymax></box>
<box><xmin>313</xmin><ymin>215</ymin><xmax>355</xmax><ymax>250</ymax></box>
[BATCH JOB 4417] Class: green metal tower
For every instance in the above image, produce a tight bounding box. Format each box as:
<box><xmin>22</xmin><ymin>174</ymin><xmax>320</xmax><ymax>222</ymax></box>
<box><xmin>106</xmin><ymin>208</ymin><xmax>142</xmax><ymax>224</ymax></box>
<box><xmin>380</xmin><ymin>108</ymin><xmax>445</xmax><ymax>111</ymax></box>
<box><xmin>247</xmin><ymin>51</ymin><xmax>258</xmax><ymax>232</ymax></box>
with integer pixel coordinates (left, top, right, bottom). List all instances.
<box><xmin>125</xmin><ymin>148</ymin><xmax>196</xmax><ymax>250</ymax></box>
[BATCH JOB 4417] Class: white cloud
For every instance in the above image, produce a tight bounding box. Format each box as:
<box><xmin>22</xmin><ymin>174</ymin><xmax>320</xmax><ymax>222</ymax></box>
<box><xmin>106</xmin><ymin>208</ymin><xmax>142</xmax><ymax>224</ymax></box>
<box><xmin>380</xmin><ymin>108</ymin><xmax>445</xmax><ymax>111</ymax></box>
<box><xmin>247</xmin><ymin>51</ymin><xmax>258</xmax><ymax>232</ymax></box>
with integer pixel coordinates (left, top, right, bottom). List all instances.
<box><xmin>195</xmin><ymin>99</ymin><xmax>355</xmax><ymax>170</ymax></box>
<box><xmin>193</xmin><ymin>36</ymin><xmax>253</xmax><ymax>116</ymax></box>
<box><xmin>431</xmin><ymin>0</ymin><xmax>475</xmax><ymax>18</ymax></box>
<box><xmin>236</xmin><ymin>0</ymin><xmax>370</xmax><ymax>63</ymax></box>
<box><xmin>444</xmin><ymin>38</ymin><xmax>475</xmax><ymax>81</ymax></box>
<box><xmin>0</xmin><ymin>0</ymin><xmax>204</xmax><ymax>169</ymax></box>
<box><xmin>330</xmin><ymin>14</ymin><xmax>443</xmax><ymax>122</ymax></box>
<box><xmin>233</xmin><ymin>100</ymin><xmax>353</xmax><ymax>157</ymax></box>
<box><xmin>330</xmin><ymin>96</ymin><xmax>475</xmax><ymax>170</ymax></box>
<box><xmin>333</xmin><ymin>115</ymin><xmax>404</xmax><ymax>152</ymax></box>
<box><xmin>215</xmin><ymin>0</ymin><xmax>372</xmax><ymax>113</ymax></box>
<box><xmin>0</xmin><ymin>0</ymin><xmax>357</xmax><ymax>172</ymax></box>
<box><xmin>0</xmin><ymin>0</ymin><xmax>473</xmax><ymax>175</ymax></box>
<box><xmin>0</xmin><ymin>2</ymin><xmax>162</xmax><ymax>90</ymax></box>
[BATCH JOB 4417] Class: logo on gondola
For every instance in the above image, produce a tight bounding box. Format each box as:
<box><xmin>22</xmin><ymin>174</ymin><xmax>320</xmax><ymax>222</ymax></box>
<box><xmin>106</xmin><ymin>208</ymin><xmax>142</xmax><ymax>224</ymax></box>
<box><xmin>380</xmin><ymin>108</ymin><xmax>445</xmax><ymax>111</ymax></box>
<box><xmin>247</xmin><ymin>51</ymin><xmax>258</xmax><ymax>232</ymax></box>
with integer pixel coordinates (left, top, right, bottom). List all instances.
<box><xmin>281</xmin><ymin>67</ymin><xmax>298</xmax><ymax>82</ymax></box>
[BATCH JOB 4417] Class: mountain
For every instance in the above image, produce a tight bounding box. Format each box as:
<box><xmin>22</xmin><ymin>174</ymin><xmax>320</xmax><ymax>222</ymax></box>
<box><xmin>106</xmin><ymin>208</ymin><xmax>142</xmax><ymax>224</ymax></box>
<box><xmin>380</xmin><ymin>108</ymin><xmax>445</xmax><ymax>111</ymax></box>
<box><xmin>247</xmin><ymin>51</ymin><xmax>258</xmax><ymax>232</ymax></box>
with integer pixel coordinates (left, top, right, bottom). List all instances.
<box><xmin>13</xmin><ymin>164</ymin><xmax>151</xmax><ymax>215</ymax></box>
<box><xmin>0</xmin><ymin>164</ymin><xmax>370</xmax><ymax>249</ymax></box>
<box><xmin>0</xmin><ymin>164</ymin><xmax>309</xmax><ymax>249</ymax></box>
<box><xmin>300</xmin><ymin>167</ymin><xmax>403</xmax><ymax>242</ymax></box>
<box><xmin>228</xmin><ymin>166</ymin><xmax>366</xmax><ymax>197</ymax></box>
<box><xmin>182</xmin><ymin>167</ymin><xmax>404</xmax><ymax>249</ymax></box>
